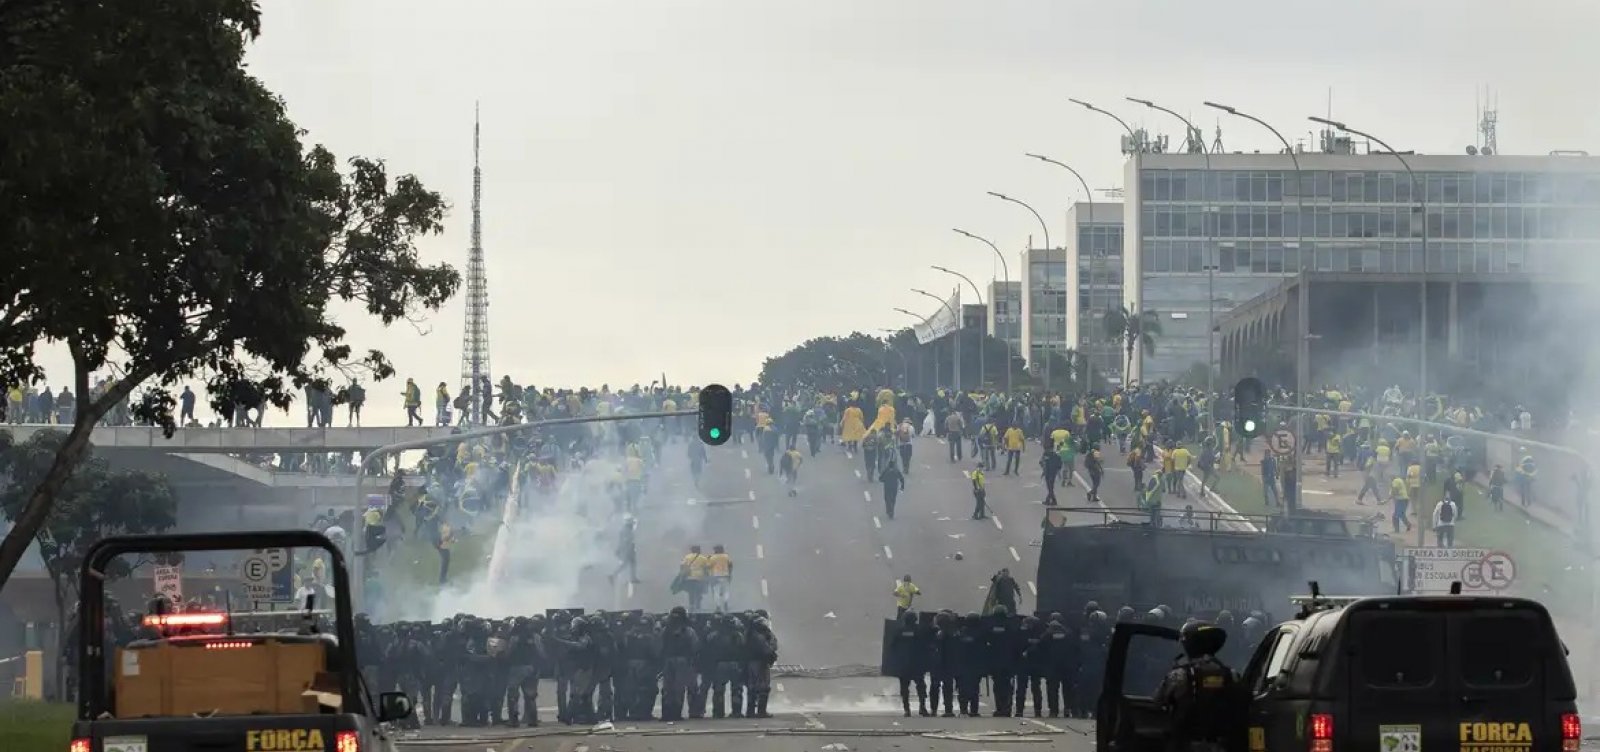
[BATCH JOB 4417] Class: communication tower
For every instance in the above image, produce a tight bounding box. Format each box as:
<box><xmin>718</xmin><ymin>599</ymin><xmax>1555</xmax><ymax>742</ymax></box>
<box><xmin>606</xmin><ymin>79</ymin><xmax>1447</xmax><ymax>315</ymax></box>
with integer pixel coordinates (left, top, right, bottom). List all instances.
<box><xmin>459</xmin><ymin>104</ymin><xmax>491</xmax><ymax>425</ymax></box>
<box><xmin>1476</xmin><ymin>87</ymin><xmax>1499</xmax><ymax>156</ymax></box>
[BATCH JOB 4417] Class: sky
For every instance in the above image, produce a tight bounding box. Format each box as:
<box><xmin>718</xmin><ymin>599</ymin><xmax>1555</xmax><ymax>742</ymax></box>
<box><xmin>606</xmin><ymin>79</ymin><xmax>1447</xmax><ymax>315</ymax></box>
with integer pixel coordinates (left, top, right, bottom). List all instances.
<box><xmin>26</xmin><ymin>0</ymin><xmax>1600</xmax><ymax>424</ymax></box>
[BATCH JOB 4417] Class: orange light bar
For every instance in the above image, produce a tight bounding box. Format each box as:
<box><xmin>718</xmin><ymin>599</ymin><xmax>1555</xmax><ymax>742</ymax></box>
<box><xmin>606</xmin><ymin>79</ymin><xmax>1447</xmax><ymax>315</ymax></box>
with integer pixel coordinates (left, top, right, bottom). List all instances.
<box><xmin>203</xmin><ymin>641</ymin><xmax>255</xmax><ymax>650</ymax></box>
<box><xmin>142</xmin><ymin>612</ymin><xmax>228</xmax><ymax>628</ymax></box>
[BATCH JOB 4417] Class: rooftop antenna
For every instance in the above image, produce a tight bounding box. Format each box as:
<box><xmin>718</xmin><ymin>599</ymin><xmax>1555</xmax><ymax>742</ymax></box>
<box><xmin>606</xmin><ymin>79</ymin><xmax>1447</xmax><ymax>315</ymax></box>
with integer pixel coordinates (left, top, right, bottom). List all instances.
<box><xmin>1478</xmin><ymin>87</ymin><xmax>1499</xmax><ymax>156</ymax></box>
<box><xmin>459</xmin><ymin>103</ymin><xmax>492</xmax><ymax>424</ymax></box>
<box><xmin>1209</xmin><ymin>121</ymin><xmax>1225</xmax><ymax>154</ymax></box>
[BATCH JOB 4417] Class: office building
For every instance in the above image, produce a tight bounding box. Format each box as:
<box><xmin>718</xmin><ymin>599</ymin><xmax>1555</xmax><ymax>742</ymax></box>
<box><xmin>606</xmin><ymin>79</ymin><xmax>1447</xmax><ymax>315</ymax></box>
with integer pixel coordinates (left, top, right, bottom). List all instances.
<box><xmin>1065</xmin><ymin>202</ymin><xmax>1124</xmax><ymax>384</ymax></box>
<box><xmin>962</xmin><ymin>303</ymin><xmax>986</xmax><ymax>331</ymax></box>
<box><xmin>1122</xmin><ymin>146</ymin><xmax>1600</xmax><ymax>384</ymax></box>
<box><xmin>1020</xmin><ymin>247</ymin><xmax>1066</xmax><ymax>371</ymax></box>
<box><xmin>988</xmin><ymin>280</ymin><xmax>1022</xmax><ymax>355</ymax></box>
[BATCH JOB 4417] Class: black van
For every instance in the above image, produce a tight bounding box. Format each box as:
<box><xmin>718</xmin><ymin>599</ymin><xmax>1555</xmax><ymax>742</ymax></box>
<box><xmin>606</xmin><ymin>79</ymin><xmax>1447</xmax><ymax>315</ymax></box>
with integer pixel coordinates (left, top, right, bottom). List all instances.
<box><xmin>1098</xmin><ymin>595</ymin><xmax>1580</xmax><ymax>752</ymax></box>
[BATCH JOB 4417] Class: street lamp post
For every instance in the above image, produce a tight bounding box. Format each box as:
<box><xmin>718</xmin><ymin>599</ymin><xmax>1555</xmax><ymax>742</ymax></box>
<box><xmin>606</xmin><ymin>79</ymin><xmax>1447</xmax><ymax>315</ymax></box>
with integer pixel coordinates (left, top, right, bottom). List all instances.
<box><xmin>912</xmin><ymin>288</ymin><xmax>962</xmax><ymax>393</ymax></box>
<box><xmin>1129</xmin><ymin>98</ymin><xmax>1217</xmax><ymax>430</ymax></box>
<box><xmin>878</xmin><ymin>328</ymin><xmax>911</xmax><ymax>390</ymax></box>
<box><xmin>933</xmin><ymin>265</ymin><xmax>986</xmax><ymax>390</ymax></box>
<box><xmin>1024</xmin><ymin>154</ymin><xmax>1098</xmax><ymax>392</ymax></box>
<box><xmin>988</xmin><ymin>191</ymin><xmax>1055</xmax><ymax>392</ymax></box>
<box><xmin>1206</xmin><ymin>100</ymin><xmax>1306</xmax><ymax>514</ymax></box>
<box><xmin>1309</xmin><ymin>115</ymin><xmax>1430</xmax><ymax>549</ymax></box>
<box><xmin>954</xmin><ymin>229</ymin><xmax>1013</xmax><ymax>396</ymax></box>
<box><xmin>1069</xmin><ymin>98</ymin><xmax>1138</xmax><ymax>145</ymax></box>
<box><xmin>894</xmin><ymin>307</ymin><xmax>937</xmax><ymax>391</ymax></box>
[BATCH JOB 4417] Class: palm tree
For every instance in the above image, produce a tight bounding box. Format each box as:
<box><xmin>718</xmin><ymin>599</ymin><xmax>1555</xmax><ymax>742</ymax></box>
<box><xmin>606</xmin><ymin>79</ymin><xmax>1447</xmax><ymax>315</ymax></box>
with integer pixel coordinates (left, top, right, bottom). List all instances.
<box><xmin>1102</xmin><ymin>304</ymin><xmax>1163</xmax><ymax>384</ymax></box>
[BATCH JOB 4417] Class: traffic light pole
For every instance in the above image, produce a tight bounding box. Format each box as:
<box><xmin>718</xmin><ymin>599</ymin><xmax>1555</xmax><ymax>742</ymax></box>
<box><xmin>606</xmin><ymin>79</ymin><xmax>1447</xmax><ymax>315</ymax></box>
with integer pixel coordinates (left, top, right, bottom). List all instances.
<box><xmin>350</xmin><ymin>409</ymin><xmax>697</xmax><ymax>605</ymax></box>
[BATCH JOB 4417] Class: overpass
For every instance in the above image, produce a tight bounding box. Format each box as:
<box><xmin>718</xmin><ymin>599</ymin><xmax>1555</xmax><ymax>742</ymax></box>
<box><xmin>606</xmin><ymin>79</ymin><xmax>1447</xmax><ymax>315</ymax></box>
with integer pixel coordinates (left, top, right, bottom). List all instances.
<box><xmin>1</xmin><ymin>424</ymin><xmax>459</xmax><ymax>454</ymax></box>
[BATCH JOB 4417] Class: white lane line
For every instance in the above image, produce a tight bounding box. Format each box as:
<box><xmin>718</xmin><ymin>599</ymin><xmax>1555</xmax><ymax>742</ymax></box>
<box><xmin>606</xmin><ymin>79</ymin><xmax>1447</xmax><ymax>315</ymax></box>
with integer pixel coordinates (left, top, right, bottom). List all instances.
<box><xmin>761</xmin><ymin>579</ymin><xmax>770</xmax><ymax>597</ymax></box>
<box><xmin>747</xmin><ymin>489</ymin><xmax>756</xmax><ymax>501</ymax></box>
<box><xmin>742</xmin><ymin>449</ymin><xmax>749</xmax><ymax>459</ymax></box>
<box><xmin>627</xmin><ymin>581</ymin><xmax>635</xmax><ymax>599</ymax></box>
<box><xmin>744</xmin><ymin>467</ymin><xmax>752</xmax><ymax>480</ymax></box>
<box><xmin>863</xmin><ymin>490</ymin><xmax>872</xmax><ymax>502</ymax></box>
<box><xmin>752</xmin><ymin>515</ymin><xmax>760</xmax><ymax>530</ymax></box>
<box><xmin>1027</xmin><ymin>580</ymin><xmax>1037</xmax><ymax>596</ymax></box>
<box><xmin>756</xmin><ymin>544</ymin><xmax>765</xmax><ymax>559</ymax></box>
<box><xmin>873</xmin><ymin>515</ymin><xmax>882</xmax><ymax>529</ymax></box>
<box><xmin>992</xmin><ymin>515</ymin><xmax>1004</xmax><ymax>530</ymax></box>
<box><xmin>1009</xmin><ymin>546</ymin><xmax>1021</xmax><ymax>562</ymax></box>
<box><xmin>855</xmin><ymin>468</ymin><xmax>862</xmax><ymax>479</ymax></box>
<box><xmin>1025</xmin><ymin>717</ymin><xmax>1064</xmax><ymax>733</ymax></box>
<box><xmin>775</xmin><ymin>682</ymin><xmax>786</xmax><ymax>693</ymax></box>
<box><xmin>883</xmin><ymin>545</ymin><xmax>894</xmax><ymax>560</ymax></box>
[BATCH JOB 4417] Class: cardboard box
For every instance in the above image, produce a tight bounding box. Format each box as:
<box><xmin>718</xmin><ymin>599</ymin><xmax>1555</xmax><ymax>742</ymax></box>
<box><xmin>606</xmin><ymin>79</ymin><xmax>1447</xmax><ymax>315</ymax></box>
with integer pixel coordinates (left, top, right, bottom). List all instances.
<box><xmin>115</xmin><ymin>638</ymin><xmax>327</xmax><ymax>717</ymax></box>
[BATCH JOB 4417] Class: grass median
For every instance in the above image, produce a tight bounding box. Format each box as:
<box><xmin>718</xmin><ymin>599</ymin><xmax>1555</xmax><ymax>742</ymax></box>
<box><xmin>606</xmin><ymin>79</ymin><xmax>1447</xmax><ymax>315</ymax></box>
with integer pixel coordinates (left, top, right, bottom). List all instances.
<box><xmin>1</xmin><ymin>700</ymin><xmax>74</xmax><ymax>752</ymax></box>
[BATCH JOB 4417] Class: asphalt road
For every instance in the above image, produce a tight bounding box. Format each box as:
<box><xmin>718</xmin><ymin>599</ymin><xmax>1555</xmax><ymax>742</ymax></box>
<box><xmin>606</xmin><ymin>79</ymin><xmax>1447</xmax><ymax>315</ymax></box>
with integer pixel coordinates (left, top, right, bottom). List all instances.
<box><xmin>567</xmin><ymin>432</ymin><xmax>1154</xmax><ymax>669</ymax></box>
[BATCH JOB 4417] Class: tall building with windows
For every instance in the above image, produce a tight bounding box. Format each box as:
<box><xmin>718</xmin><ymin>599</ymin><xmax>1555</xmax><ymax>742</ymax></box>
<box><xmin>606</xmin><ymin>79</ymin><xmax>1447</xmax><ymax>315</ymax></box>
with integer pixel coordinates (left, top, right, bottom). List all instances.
<box><xmin>1065</xmin><ymin>202</ymin><xmax>1124</xmax><ymax>384</ymax></box>
<box><xmin>1020</xmin><ymin>247</ymin><xmax>1066</xmax><ymax>371</ymax></box>
<box><xmin>1122</xmin><ymin>148</ymin><xmax>1600</xmax><ymax>383</ymax></box>
<box><xmin>988</xmin><ymin>280</ymin><xmax>1022</xmax><ymax>356</ymax></box>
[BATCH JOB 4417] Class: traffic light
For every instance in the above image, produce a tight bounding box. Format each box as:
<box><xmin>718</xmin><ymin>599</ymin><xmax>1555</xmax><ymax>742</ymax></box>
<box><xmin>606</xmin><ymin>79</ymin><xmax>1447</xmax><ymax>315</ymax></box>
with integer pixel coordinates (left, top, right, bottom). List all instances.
<box><xmin>698</xmin><ymin>384</ymin><xmax>732</xmax><ymax>446</ymax></box>
<box><xmin>1234</xmin><ymin>377</ymin><xmax>1265</xmax><ymax>439</ymax></box>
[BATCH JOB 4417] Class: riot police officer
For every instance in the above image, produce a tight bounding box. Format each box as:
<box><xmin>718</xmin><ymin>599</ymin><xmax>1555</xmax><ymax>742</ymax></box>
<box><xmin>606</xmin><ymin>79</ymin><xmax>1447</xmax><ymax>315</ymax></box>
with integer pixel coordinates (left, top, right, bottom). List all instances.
<box><xmin>1155</xmin><ymin>621</ymin><xmax>1244</xmax><ymax>752</ymax></box>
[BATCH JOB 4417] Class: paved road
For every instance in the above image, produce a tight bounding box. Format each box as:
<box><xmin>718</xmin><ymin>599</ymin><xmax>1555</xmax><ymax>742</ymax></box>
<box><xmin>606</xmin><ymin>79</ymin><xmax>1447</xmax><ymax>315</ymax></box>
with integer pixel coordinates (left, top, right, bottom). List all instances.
<box><xmin>517</xmin><ymin>432</ymin><xmax>1154</xmax><ymax>705</ymax></box>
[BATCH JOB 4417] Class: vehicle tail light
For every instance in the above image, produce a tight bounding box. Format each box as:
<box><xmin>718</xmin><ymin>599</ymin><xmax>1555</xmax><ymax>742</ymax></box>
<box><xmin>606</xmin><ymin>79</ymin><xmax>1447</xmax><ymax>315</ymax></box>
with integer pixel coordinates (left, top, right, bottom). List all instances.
<box><xmin>142</xmin><ymin>613</ymin><xmax>228</xmax><ymax>628</ymax></box>
<box><xmin>70</xmin><ymin>738</ymin><xmax>91</xmax><ymax>752</ymax></box>
<box><xmin>203</xmin><ymin>641</ymin><xmax>254</xmax><ymax>650</ymax></box>
<box><xmin>1562</xmin><ymin>712</ymin><xmax>1581</xmax><ymax>752</ymax></box>
<box><xmin>335</xmin><ymin>730</ymin><xmax>360</xmax><ymax>752</ymax></box>
<box><xmin>1309</xmin><ymin>713</ymin><xmax>1333</xmax><ymax>752</ymax></box>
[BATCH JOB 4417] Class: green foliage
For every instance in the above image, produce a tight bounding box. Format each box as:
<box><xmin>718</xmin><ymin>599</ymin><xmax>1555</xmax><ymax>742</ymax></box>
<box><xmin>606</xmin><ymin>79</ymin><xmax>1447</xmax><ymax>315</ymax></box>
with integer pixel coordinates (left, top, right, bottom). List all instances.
<box><xmin>759</xmin><ymin>333</ymin><xmax>893</xmax><ymax>393</ymax></box>
<box><xmin>1103</xmin><ymin>304</ymin><xmax>1163</xmax><ymax>381</ymax></box>
<box><xmin>0</xmin><ymin>700</ymin><xmax>74</xmax><ymax>752</ymax></box>
<box><xmin>0</xmin><ymin>1</ymin><xmax>459</xmax><ymax>588</ymax></box>
<box><xmin>0</xmin><ymin>429</ymin><xmax>177</xmax><ymax>591</ymax></box>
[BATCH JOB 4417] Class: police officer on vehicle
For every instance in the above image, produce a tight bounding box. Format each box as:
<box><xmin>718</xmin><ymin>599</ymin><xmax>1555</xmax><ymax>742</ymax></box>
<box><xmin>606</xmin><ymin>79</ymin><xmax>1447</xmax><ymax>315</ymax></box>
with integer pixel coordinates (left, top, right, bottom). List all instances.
<box><xmin>1155</xmin><ymin>620</ymin><xmax>1244</xmax><ymax>752</ymax></box>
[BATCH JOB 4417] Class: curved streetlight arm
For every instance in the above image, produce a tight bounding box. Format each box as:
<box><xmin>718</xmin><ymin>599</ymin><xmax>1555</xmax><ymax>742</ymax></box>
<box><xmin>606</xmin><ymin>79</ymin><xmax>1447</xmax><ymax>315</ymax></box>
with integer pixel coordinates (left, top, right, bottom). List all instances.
<box><xmin>910</xmin><ymin>288</ymin><xmax>960</xmax><ymax>322</ymax></box>
<box><xmin>952</xmin><ymin>228</ymin><xmax>1009</xmax><ymax>285</ymax></box>
<box><xmin>987</xmin><ymin>192</ymin><xmax>1051</xmax><ymax>250</ymax></box>
<box><xmin>1069</xmin><ymin>98</ymin><xmax>1136</xmax><ymax>138</ymax></box>
<box><xmin>931</xmin><ymin>265</ymin><xmax>984</xmax><ymax>306</ymax></box>
<box><xmin>893</xmin><ymin>307</ymin><xmax>931</xmax><ymax>324</ymax></box>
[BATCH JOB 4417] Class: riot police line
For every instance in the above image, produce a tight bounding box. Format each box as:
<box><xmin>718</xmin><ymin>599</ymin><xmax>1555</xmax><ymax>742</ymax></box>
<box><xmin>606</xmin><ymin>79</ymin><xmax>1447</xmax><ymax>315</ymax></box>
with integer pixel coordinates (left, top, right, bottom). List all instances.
<box><xmin>352</xmin><ymin>606</ymin><xmax>779</xmax><ymax>727</ymax></box>
<box><xmin>877</xmin><ymin>603</ymin><xmax>1269</xmax><ymax>719</ymax></box>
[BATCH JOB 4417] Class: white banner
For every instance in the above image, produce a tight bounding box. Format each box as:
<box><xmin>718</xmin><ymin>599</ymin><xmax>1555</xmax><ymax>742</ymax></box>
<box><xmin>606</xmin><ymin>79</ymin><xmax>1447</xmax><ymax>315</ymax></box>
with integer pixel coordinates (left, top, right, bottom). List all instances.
<box><xmin>912</xmin><ymin>289</ymin><xmax>962</xmax><ymax>345</ymax></box>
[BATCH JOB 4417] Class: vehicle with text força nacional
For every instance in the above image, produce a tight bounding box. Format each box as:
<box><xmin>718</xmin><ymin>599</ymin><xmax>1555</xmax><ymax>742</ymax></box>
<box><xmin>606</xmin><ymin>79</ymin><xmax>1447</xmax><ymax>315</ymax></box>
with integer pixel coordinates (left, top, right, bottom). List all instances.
<box><xmin>71</xmin><ymin>530</ymin><xmax>413</xmax><ymax>752</ymax></box>
<box><xmin>1098</xmin><ymin>585</ymin><xmax>1580</xmax><ymax>752</ymax></box>
<box><xmin>1036</xmin><ymin>506</ymin><xmax>1399</xmax><ymax>622</ymax></box>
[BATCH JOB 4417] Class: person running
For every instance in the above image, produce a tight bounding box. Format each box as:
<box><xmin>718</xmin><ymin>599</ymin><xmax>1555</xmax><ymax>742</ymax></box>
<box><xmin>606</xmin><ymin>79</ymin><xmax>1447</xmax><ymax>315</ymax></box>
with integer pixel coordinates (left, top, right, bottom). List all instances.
<box><xmin>779</xmin><ymin>447</ymin><xmax>803</xmax><ymax>497</ymax></box>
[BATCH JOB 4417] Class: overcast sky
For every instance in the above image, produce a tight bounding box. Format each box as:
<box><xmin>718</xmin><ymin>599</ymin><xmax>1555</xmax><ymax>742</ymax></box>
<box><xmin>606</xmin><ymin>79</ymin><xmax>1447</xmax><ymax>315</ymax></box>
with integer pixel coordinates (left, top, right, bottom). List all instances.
<box><xmin>28</xmin><ymin>0</ymin><xmax>1600</xmax><ymax>422</ymax></box>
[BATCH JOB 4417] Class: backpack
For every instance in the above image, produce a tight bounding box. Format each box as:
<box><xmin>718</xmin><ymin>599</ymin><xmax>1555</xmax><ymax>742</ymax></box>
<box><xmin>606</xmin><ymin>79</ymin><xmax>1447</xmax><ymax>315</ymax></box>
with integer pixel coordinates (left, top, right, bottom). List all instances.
<box><xmin>1439</xmin><ymin>502</ymin><xmax>1455</xmax><ymax>525</ymax></box>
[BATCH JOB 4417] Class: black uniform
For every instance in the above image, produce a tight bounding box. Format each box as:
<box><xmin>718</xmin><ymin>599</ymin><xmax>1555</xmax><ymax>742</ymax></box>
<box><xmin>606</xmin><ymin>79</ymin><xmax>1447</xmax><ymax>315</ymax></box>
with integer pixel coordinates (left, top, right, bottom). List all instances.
<box><xmin>1156</xmin><ymin>622</ymin><xmax>1245</xmax><ymax>752</ymax></box>
<box><xmin>889</xmin><ymin>612</ymin><xmax>929</xmax><ymax>716</ymax></box>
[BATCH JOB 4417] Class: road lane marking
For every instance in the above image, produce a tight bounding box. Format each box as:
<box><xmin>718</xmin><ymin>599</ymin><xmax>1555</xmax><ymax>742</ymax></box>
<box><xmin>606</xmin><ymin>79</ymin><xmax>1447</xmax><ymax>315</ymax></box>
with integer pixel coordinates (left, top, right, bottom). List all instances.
<box><xmin>873</xmin><ymin>516</ymin><xmax>882</xmax><ymax>529</ymax></box>
<box><xmin>752</xmin><ymin>515</ymin><xmax>760</xmax><ymax>530</ymax></box>
<box><xmin>775</xmin><ymin>682</ymin><xmax>786</xmax><ymax>693</ymax></box>
<box><xmin>756</xmin><ymin>544</ymin><xmax>765</xmax><ymax>559</ymax></box>
<box><xmin>744</xmin><ymin>467</ymin><xmax>752</xmax><ymax>480</ymax></box>
<box><xmin>855</xmin><ymin>469</ymin><xmax>862</xmax><ymax>479</ymax></box>
<box><xmin>863</xmin><ymin>490</ymin><xmax>872</xmax><ymax>502</ymax></box>
<box><xmin>1027</xmin><ymin>580</ymin><xmax>1037</xmax><ymax>596</ymax></box>
<box><xmin>883</xmin><ymin>545</ymin><xmax>893</xmax><ymax>559</ymax></box>
<box><xmin>742</xmin><ymin>449</ymin><xmax>749</xmax><ymax>459</ymax></box>
<box><xmin>627</xmin><ymin>581</ymin><xmax>635</xmax><ymax>599</ymax></box>
<box><xmin>1025</xmin><ymin>717</ymin><xmax>1064</xmax><ymax>733</ymax></box>
<box><xmin>761</xmin><ymin>578</ymin><xmax>770</xmax><ymax>597</ymax></box>
<box><xmin>1009</xmin><ymin>546</ymin><xmax>1021</xmax><ymax>562</ymax></box>
<box><xmin>992</xmin><ymin>516</ymin><xmax>1003</xmax><ymax>530</ymax></box>
<box><xmin>802</xmin><ymin>712</ymin><xmax>825</xmax><ymax>730</ymax></box>
<box><xmin>748</xmin><ymin>489</ymin><xmax>756</xmax><ymax>501</ymax></box>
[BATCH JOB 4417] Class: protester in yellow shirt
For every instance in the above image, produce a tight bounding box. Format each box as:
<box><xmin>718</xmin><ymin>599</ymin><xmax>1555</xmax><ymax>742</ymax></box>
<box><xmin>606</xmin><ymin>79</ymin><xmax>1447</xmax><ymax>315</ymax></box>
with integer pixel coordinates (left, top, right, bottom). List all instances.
<box><xmin>706</xmin><ymin>544</ymin><xmax>733</xmax><ymax>613</ymax></box>
<box><xmin>893</xmin><ymin>575</ymin><xmax>920</xmax><ymax>617</ymax></box>
<box><xmin>1002</xmin><ymin>426</ymin><xmax>1026</xmax><ymax>475</ymax></box>
<box><xmin>680</xmin><ymin>545</ymin><xmax>710</xmax><ymax>611</ymax></box>
<box><xmin>1169</xmin><ymin>444</ymin><xmax>1192</xmax><ymax>499</ymax></box>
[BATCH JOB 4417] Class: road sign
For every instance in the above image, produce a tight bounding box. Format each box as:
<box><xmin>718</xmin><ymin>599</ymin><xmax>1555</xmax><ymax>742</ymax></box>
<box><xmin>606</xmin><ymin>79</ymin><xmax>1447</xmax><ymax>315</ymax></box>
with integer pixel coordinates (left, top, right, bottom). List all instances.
<box><xmin>1405</xmin><ymin>547</ymin><xmax>1516</xmax><ymax>594</ymax></box>
<box><xmin>1269</xmin><ymin>429</ymin><xmax>1297</xmax><ymax>456</ymax></box>
<box><xmin>241</xmin><ymin>555</ymin><xmax>270</xmax><ymax>584</ymax></box>
<box><xmin>1462</xmin><ymin>551</ymin><xmax>1517</xmax><ymax>591</ymax></box>
<box><xmin>153</xmin><ymin>565</ymin><xmax>182</xmax><ymax>603</ymax></box>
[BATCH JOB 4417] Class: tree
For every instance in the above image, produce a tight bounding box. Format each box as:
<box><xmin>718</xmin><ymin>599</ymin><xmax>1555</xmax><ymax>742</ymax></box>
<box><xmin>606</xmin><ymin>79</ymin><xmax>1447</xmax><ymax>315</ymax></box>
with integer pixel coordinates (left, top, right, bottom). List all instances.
<box><xmin>0</xmin><ymin>428</ymin><xmax>177</xmax><ymax>698</ymax></box>
<box><xmin>759</xmin><ymin>333</ymin><xmax>891</xmax><ymax>393</ymax></box>
<box><xmin>1103</xmin><ymin>305</ymin><xmax>1164</xmax><ymax>383</ymax></box>
<box><xmin>0</xmin><ymin>2</ymin><xmax>460</xmax><ymax>589</ymax></box>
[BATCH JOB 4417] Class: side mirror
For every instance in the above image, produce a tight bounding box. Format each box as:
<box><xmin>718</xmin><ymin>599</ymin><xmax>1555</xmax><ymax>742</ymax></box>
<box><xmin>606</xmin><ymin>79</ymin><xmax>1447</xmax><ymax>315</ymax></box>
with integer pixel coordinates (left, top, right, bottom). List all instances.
<box><xmin>377</xmin><ymin>691</ymin><xmax>413</xmax><ymax>722</ymax></box>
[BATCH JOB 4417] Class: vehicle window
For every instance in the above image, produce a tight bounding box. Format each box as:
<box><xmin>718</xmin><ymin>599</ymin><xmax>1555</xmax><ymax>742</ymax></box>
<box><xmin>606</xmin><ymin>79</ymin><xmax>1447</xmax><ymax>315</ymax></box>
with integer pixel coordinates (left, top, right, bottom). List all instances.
<box><xmin>1357</xmin><ymin>615</ymin><xmax>1438</xmax><ymax>688</ymax></box>
<box><xmin>1459</xmin><ymin>613</ymin><xmax>1539</xmax><ymax>687</ymax></box>
<box><xmin>1249</xmin><ymin>629</ymin><xmax>1297</xmax><ymax>695</ymax></box>
<box><xmin>1124</xmin><ymin>632</ymin><xmax>1181</xmax><ymax>698</ymax></box>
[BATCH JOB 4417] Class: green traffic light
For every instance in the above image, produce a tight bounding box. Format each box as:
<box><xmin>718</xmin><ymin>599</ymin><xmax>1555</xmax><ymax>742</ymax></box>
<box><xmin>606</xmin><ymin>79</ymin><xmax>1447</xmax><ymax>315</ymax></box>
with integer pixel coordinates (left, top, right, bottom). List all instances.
<box><xmin>709</xmin><ymin>427</ymin><xmax>722</xmax><ymax>439</ymax></box>
<box><xmin>1243</xmin><ymin>419</ymin><xmax>1256</xmax><ymax>433</ymax></box>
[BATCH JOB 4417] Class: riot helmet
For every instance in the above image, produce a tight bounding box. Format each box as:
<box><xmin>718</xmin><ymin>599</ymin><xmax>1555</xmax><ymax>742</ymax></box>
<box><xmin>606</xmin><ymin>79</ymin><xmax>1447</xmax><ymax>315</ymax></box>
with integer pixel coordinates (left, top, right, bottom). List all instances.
<box><xmin>1178</xmin><ymin>620</ymin><xmax>1227</xmax><ymax>659</ymax></box>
